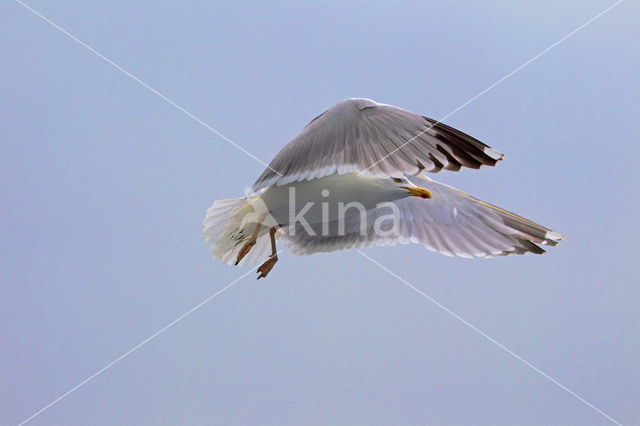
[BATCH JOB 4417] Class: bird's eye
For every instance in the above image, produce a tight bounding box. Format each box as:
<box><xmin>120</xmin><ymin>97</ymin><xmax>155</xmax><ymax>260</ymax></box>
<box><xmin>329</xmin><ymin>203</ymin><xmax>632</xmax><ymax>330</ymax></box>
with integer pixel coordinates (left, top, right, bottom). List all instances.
<box><xmin>392</xmin><ymin>177</ymin><xmax>403</xmax><ymax>183</ymax></box>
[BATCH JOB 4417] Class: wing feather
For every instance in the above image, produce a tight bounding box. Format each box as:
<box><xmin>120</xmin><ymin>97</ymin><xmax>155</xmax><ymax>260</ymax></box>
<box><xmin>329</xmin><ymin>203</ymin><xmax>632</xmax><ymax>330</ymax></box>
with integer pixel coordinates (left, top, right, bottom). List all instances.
<box><xmin>282</xmin><ymin>175</ymin><xmax>563</xmax><ymax>258</ymax></box>
<box><xmin>253</xmin><ymin>98</ymin><xmax>503</xmax><ymax>190</ymax></box>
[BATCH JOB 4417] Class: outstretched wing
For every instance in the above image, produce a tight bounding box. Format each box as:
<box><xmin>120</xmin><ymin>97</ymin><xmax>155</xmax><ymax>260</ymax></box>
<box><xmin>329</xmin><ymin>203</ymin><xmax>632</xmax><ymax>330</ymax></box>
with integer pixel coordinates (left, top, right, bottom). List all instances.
<box><xmin>282</xmin><ymin>175</ymin><xmax>563</xmax><ymax>258</ymax></box>
<box><xmin>253</xmin><ymin>98</ymin><xmax>503</xmax><ymax>190</ymax></box>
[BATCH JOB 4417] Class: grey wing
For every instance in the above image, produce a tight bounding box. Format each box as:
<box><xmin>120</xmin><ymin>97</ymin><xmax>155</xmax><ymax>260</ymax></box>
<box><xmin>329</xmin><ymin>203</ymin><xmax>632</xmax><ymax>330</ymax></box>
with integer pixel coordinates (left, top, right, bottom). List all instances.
<box><xmin>253</xmin><ymin>98</ymin><xmax>504</xmax><ymax>190</ymax></box>
<box><xmin>282</xmin><ymin>175</ymin><xmax>563</xmax><ymax>258</ymax></box>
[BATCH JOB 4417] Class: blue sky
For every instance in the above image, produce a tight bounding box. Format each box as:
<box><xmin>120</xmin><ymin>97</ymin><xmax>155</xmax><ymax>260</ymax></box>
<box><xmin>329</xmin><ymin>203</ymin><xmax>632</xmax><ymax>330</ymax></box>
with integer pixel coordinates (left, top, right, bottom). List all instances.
<box><xmin>2</xmin><ymin>1</ymin><xmax>639</xmax><ymax>425</ymax></box>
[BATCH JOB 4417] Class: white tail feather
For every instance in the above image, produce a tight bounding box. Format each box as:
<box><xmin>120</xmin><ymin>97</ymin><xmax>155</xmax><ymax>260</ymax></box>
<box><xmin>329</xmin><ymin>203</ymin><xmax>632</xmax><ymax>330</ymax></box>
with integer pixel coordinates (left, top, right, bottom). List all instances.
<box><xmin>203</xmin><ymin>196</ymin><xmax>271</xmax><ymax>267</ymax></box>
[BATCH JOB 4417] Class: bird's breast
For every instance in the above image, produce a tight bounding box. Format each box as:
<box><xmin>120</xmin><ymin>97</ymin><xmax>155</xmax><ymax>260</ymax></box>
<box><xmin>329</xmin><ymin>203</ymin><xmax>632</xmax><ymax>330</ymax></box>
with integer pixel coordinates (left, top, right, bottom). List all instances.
<box><xmin>258</xmin><ymin>173</ymin><xmax>402</xmax><ymax>226</ymax></box>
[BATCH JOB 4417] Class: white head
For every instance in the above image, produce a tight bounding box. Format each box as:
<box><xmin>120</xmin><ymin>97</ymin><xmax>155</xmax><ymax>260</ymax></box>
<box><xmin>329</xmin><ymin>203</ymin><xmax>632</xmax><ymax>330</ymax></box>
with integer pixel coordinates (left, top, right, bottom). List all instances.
<box><xmin>375</xmin><ymin>176</ymin><xmax>432</xmax><ymax>200</ymax></box>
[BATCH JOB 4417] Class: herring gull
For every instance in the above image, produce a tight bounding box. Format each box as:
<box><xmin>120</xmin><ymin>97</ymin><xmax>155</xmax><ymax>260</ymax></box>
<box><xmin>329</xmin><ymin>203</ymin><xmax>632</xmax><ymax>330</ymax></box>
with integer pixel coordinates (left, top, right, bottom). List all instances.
<box><xmin>204</xmin><ymin>98</ymin><xmax>563</xmax><ymax>278</ymax></box>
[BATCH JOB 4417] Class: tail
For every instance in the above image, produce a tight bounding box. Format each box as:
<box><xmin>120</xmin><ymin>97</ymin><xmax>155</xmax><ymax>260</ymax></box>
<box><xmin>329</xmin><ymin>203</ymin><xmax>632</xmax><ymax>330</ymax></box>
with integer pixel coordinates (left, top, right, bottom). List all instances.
<box><xmin>203</xmin><ymin>196</ymin><xmax>271</xmax><ymax>267</ymax></box>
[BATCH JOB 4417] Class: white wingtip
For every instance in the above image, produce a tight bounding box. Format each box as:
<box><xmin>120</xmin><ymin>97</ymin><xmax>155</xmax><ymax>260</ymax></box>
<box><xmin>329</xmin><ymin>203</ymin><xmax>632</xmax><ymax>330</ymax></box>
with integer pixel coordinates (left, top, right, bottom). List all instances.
<box><xmin>484</xmin><ymin>146</ymin><xmax>505</xmax><ymax>161</ymax></box>
<box><xmin>545</xmin><ymin>231</ymin><xmax>565</xmax><ymax>243</ymax></box>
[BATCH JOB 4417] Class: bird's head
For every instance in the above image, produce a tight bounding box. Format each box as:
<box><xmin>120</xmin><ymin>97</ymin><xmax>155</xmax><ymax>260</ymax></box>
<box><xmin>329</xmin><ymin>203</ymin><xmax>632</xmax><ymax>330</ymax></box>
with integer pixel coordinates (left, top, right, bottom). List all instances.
<box><xmin>388</xmin><ymin>176</ymin><xmax>432</xmax><ymax>199</ymax></box>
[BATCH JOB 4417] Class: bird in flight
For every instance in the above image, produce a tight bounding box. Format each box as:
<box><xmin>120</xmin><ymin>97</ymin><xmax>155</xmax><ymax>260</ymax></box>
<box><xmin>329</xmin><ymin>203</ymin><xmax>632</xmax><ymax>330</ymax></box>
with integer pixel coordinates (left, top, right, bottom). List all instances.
<box><xmin>204</xmin><ymin>98</ymin><xmax>563</xmax><ymax>279</ymax></box>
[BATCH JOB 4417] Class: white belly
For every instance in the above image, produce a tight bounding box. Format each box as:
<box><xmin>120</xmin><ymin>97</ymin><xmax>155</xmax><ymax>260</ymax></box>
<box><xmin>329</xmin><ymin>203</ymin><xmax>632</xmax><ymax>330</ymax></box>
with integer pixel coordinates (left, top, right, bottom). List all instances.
<box><xmin>258</xmin><ymin>173</ymin><xmax>404</xmax><ymax>226</ymax></box>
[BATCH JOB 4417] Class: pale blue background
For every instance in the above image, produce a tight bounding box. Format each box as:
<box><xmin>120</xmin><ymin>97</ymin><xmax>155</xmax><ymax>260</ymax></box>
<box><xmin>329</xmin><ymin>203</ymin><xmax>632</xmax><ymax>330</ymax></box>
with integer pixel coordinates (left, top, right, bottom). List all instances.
<box><xmin>2</xmin><ymin>1</ymin><xmax>639</xmax><ymax>425</ymax></box>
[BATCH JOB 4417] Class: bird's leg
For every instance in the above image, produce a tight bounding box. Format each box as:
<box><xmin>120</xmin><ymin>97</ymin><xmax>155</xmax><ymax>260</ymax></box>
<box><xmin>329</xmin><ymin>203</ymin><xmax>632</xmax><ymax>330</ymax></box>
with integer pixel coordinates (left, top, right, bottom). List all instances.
<box><xmin>235</xmin><ymin>221</ymin><xmax>263</xmax><ymax>266</ymax></box>
<box><xmin>257</xmin><ymin>226</ymin><xmax>279</xmax><ymax>279</ymax></box>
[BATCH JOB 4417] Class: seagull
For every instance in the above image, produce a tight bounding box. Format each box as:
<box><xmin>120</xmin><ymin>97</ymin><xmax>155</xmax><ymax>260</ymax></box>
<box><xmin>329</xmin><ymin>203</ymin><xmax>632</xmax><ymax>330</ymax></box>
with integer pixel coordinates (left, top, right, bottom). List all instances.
<box><xmin>204</xmin><ymin>98</ymin><xmax>563</xmax><ymax>279</ymax></box>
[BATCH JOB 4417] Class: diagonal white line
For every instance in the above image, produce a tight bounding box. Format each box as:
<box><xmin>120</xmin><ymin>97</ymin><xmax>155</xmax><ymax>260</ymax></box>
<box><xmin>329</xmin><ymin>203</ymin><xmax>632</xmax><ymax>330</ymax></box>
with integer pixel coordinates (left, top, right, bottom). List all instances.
<box><xmin>17</xmin><ymin>268</ymin><xmax>255</xmax><ymax>426</ymax></box>
<box><xmin>12</xmin><ymin>0</ymin><xmax>625</xmax><ymax>424</ymax></box>
<box><xmin>14</xmin><ymin>0</ymin><xmax>281</xmax><ymax>177</ymax></box>
<box><xmin>356</xmin><ymin>250</ymin><xmax>622</xmax><ymax>426</ymax></box>
<box><xmin>359</xmin><ymin>0</ymin><xmax>624</xmax><ymax>175</ymax></box>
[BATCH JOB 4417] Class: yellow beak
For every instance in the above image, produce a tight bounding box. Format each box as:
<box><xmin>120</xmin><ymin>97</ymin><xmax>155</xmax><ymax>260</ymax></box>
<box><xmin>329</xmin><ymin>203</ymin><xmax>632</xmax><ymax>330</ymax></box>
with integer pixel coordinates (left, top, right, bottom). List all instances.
<box><xmin>403</xmin><ymin>186</ymin><xmax>432</xmax><ymax>199</ymax></box>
